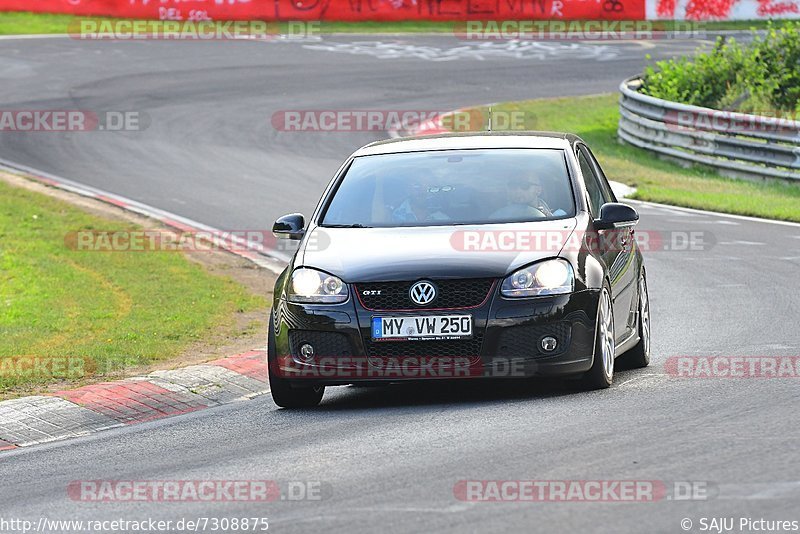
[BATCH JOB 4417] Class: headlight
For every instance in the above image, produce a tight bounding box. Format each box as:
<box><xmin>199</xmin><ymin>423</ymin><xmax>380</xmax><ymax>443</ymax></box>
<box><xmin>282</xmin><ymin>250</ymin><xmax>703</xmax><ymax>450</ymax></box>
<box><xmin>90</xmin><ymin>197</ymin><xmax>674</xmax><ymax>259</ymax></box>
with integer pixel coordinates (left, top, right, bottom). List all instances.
<box><xmin>501</xmin><ymin>259</ymin><xmax>574</xmax><ymax>297</ymax></box>
<box><xmin>288</xmin><ymin>268</ymin><xmax>349</xmax><ymax>304</ymax></box>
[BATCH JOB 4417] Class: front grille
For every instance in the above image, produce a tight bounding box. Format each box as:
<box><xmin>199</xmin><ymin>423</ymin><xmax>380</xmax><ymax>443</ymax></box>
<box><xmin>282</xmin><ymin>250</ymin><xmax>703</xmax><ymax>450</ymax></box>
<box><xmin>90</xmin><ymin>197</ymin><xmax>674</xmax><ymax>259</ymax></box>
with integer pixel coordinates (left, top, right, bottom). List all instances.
<box><xmin>289</xmin><ymin>330</ymin><xmax>354</xmax><ymax>359</ymax></box>
<box><xmin>495</xmin><ymin>322</ymin><xmax>572</xmax><ymax>359</ymax></box>
<box><xmin>365</xmin><ymin>333</ymin><xmax>484</xmax><ymax>364</ymax></box>
<box><xmin>356</xmin><ymin>279</ymin><xmax>495</xmax><ymax>310</ymax></box>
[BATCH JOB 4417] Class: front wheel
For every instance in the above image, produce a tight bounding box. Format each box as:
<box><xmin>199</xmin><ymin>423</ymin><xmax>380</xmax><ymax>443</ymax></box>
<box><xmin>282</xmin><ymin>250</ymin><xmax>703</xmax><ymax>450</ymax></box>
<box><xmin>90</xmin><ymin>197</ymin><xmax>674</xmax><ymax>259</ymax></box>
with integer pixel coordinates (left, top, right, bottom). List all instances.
<box><xmin>268</xmin><ymin>312</ymin><xmax>324</xmax><ymax>408</ymax></box>
<box><xmin>582</xmin><ymin>287</ymin><xmax>615</xmax><ymax>389</ymax></box>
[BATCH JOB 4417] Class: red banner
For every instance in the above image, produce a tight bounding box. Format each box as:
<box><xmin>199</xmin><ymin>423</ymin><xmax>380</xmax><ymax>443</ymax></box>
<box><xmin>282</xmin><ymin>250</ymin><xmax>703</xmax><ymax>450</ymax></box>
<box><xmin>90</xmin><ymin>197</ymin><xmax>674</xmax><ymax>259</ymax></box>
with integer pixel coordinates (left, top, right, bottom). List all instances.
<box><xmin>648</xmin><ymin>0</ymin><xmax>800</xmax><ymax>19</ymax></box>
<box><xmin>0</xmin><ymin>0</ymin><xmax>645</xmax><ymax>22</ymax></box>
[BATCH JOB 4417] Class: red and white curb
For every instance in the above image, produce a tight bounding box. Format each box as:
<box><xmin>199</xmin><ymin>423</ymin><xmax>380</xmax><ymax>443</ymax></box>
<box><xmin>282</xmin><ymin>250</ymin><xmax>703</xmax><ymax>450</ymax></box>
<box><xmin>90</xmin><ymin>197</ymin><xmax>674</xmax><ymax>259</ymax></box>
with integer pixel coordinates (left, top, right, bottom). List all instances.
<box><xmin>0</xmin><ymin>350</ymin><xmax>268</xmax><ymax>450</ymax></box>
<box><xmin>0</xmin><ymin>160</ymin><xmax>282</xmax><ymax>450</ymax></box>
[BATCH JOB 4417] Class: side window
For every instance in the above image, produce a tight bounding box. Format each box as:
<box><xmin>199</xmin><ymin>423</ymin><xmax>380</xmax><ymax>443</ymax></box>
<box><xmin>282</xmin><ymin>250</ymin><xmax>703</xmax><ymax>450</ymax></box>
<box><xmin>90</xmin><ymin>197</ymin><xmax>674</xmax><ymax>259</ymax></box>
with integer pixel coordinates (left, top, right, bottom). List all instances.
<box><xmin>582</xmin><ymin>146</ymin><xmax>616</xmax><ymax>202</ymax></box>
<box><xmin>577</xmin><ymin>146</ymin><xmax>608</xmax><ymax>216</ymax></box>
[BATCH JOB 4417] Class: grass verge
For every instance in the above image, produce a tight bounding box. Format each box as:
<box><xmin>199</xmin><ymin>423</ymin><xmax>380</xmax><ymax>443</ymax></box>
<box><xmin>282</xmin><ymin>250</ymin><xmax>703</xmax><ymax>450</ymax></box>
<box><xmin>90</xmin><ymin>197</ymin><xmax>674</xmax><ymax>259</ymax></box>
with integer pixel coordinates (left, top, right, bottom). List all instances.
<box><xmin>0</xmin><ymin>12</ymin><xmax>792</xmax><ymax>36</ymax></box>
<box><xmin>0</xmin><ymin>12</ymin><xmax>79</xmax><ymax>35</ymax></box>
<box><xmin>475</xmin><ymin>94</ymin><xmax>800</xmax><ymax>222</ymax></box>
<box><xmin>0</xmin><ymin>175</ymin><xmax>266</xmax><ymax>395</ymax></box>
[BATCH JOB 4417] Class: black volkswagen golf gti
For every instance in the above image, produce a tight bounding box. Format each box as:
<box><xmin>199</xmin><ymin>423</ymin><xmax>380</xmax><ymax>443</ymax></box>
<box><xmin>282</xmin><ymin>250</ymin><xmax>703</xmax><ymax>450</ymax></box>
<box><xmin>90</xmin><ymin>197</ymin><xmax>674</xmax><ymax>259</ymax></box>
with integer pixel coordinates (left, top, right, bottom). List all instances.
<box><xmin>268</xmin><ymin>132</ymin><xmax>650</xmax><ymax>407</ymax></box>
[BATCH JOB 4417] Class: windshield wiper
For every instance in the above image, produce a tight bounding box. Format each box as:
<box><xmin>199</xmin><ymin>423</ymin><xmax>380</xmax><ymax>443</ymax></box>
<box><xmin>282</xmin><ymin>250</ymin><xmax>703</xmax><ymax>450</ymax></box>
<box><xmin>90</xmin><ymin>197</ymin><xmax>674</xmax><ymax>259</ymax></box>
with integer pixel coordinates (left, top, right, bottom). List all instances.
<box><xmin>322</xmin><ymin>223</ymin><xmax>372</xmax><ymax>228</ymax></box>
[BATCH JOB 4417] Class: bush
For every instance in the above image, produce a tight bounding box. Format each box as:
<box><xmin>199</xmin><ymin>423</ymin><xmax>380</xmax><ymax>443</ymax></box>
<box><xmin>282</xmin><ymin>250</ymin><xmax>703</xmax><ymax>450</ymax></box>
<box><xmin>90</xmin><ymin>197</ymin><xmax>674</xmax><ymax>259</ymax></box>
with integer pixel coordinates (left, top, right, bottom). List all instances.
<box><xmin>640</xmin><ymin>22</ymin><xmax>800</xmax><ymax>113</ymax></box>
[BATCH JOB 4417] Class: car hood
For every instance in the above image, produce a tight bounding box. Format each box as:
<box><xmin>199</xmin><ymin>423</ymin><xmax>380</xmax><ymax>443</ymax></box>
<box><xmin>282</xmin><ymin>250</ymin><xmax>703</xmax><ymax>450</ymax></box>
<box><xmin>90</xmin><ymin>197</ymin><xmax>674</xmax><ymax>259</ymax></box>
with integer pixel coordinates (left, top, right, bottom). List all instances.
<box><xmin>299</xmin><ymin>219</ymin><xmax>578</xmax><ymax>282</ymax></box>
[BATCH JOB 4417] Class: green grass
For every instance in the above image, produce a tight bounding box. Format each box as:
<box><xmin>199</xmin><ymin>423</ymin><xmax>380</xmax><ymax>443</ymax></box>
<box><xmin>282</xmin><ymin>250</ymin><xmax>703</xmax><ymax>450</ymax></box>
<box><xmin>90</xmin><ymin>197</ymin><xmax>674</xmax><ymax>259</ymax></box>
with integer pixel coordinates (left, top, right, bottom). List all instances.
<box><xmin>0</xmin><ymin>179</ymin><xmax>265</xmax><ymax>393</ymax></box>
<box><xmin>0</xmin><ymin>12</ymin><xmax>79</xmax><ymax>34</ymax></box>
<box><xmin>474</xmin><ymin>94</ymin><xmax>800</xmax><ymax>222</ymax></box>
<box><xmin>0</xmin><ymin>11</ymin><xmax>792</xmax><ymax>36</ymax></box>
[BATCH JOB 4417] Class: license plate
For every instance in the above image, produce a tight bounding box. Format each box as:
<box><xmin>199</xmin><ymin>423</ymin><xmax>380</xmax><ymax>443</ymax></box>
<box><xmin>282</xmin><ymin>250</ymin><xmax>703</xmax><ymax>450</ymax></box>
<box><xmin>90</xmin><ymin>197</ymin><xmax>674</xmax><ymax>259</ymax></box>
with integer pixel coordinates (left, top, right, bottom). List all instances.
<box><xmin>371</xmin><ymin>315</ymin><xmax>472</xmax><ymax>341</ymax></box>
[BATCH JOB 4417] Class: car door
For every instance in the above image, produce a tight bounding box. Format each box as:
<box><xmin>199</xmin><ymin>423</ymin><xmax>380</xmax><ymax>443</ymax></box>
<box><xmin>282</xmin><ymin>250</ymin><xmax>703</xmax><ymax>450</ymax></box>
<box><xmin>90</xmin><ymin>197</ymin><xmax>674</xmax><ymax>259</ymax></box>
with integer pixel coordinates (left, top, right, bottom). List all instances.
<box><xmin>576</xmin><ymin>144</ymin><xmax>637</xmax><ymax>345</ymax></box>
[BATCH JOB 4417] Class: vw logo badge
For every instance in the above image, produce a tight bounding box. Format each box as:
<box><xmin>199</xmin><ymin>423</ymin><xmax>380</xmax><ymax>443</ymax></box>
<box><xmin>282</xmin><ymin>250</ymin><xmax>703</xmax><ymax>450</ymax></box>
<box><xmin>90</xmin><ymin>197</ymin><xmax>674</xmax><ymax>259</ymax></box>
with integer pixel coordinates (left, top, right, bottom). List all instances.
<box><xmin>409</xmin><ymin>281</ymin><xmax>437</xmax><ymax>306</ymax></box>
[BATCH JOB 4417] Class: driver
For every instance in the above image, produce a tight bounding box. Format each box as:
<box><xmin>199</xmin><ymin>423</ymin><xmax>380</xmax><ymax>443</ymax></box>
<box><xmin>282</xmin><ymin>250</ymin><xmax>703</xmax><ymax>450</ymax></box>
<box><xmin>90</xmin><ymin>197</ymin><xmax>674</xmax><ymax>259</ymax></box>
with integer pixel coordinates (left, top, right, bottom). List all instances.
<box><xmin>491</xmin><ymin>172</ymin><xmax>553</xmax><ymax>219</ymax></box>
<box><xmin>392</xmin><ymin>178</ymin><xmax>449</xmax><ymax>222</ymax></box>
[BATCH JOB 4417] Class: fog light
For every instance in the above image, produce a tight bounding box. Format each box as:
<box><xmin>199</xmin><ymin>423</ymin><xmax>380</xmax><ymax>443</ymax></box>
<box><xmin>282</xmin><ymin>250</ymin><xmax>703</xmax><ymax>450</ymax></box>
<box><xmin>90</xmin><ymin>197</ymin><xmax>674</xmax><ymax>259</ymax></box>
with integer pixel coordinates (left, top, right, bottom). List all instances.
<box><xmin>540</xmin><ymin>336</ymin><xmax>558</xmax><ymax>352</ymax></box>
<box><xmin>299</xmin><ymin>343</ymin><xmax>315</xmax><ymax>362</ymax></box>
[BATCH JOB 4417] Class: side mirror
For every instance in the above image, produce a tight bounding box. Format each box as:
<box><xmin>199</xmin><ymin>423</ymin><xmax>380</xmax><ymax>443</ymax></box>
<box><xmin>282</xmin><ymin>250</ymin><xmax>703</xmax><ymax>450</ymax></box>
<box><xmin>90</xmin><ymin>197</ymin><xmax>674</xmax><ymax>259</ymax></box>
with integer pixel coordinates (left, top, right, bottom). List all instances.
<box><xmin>272</xmin><ymin>213</ymin><xmax>305</xmax><ymax>240</ymax></box>
<box><xmin>594</xmin><ymin>203</ymin><xmax>639</xmax><ymax>230</ymax></box>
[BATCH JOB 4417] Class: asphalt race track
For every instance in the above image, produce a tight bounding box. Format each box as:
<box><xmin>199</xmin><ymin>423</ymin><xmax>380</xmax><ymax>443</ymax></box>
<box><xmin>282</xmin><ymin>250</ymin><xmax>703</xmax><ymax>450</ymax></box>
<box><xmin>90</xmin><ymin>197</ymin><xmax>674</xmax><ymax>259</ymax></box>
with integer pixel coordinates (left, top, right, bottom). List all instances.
<box><xmin>0</xmin><ymin>36</ymin><xmax>708</xmax><ymax>228</ymax></box>
<box><xmin>1</xmin><ymin>35</ymin><xmax>799</xmax><ymax>533</ymax></box>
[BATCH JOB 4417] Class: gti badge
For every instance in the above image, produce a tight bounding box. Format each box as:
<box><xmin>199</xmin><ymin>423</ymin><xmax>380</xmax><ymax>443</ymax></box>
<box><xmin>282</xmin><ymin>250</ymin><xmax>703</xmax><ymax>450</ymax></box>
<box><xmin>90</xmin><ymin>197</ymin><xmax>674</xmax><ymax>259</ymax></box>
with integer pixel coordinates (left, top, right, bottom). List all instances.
<box><xmin>409</xmin><ymin>281</ymin><xmax>437</xmax><ymax>306</ymax></box>
<box><xmin>362</xmin><ymin>290</ymin><xmax>382</xmax><ymax>296</ymax></box>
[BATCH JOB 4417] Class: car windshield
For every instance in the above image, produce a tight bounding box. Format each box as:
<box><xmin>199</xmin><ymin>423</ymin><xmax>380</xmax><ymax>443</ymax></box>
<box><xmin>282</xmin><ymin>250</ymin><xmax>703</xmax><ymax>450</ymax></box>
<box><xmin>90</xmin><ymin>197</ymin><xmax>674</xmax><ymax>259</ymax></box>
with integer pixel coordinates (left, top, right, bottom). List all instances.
<box><xmin>320</xmin><ymin>148</ymin><xmax>575</xmax><ymax>227</ymax></box>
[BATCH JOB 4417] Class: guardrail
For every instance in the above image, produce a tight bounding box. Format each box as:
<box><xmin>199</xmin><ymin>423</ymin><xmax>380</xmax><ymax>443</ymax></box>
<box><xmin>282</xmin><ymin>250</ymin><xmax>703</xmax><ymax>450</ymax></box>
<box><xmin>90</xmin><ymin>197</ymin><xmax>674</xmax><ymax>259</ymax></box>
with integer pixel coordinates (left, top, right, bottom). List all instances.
<box><xmin>617</xmin><ymin>76</ymin><xmax>800</xmax><ymax>182</ymax></box>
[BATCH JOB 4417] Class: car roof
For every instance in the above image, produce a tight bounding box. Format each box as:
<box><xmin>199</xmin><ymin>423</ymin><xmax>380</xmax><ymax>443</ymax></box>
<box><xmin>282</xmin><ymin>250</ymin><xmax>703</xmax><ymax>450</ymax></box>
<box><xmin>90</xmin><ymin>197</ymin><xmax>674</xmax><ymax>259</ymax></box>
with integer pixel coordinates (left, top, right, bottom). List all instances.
<box><xmin>354</xmin><ymin>131</ymin><xmax>582</xmax><ymax>157</ymax></box>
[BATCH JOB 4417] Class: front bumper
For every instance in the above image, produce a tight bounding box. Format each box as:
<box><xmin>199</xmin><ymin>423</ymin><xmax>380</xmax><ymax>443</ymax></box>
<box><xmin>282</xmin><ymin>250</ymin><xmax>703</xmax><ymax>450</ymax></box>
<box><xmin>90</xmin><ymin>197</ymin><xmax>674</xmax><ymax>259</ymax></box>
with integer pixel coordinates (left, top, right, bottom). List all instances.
<box><xmin>270</xmin><ymin>285</ymin><xmax>600</xmax><ymax>385</ymax></box>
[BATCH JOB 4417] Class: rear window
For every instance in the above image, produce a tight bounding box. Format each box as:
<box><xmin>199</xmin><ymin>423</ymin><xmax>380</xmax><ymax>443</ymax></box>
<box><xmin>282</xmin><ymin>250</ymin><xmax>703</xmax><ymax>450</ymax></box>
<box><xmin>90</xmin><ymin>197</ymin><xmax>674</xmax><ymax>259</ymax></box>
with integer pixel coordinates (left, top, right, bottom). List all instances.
<box><xmin>320</xmin><ymin>148</ymin><xmax>575</xmax><ymax>227</ymax></box>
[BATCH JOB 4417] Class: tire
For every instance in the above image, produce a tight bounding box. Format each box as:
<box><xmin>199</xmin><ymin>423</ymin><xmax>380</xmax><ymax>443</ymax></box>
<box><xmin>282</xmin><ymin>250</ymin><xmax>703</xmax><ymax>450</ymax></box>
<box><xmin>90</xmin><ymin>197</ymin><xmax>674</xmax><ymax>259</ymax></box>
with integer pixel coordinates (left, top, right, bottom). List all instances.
<box><xmin>582</xmin><ymin>286</ymin><xmax>615</xmax><ymax>390</ymax></box>
<box><xmin>268</xmin><ymin>312</ymin><xmax>324</xmax><ymax>408</ymax></box>
<box><xmin>620</xmin><ymin>272</ymin><xmax>651</xmax><ymax>369</ymax></box>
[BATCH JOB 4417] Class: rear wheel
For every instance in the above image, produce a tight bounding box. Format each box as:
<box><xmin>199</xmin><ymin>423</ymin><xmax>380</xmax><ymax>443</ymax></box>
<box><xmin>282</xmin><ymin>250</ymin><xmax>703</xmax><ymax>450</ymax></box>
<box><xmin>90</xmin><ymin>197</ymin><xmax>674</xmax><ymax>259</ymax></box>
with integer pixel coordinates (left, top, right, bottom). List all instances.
<box><xmin>620</xmin><ymin>272</ymin><xmax>650</xmax><ymax>369</ymax></box>
<box><xmin>268</xmin><ymin>312</ymin><xmax>324</xmax><ymax>408</ymax></box>
<box><xmin>582</xmin><ymin>287</ymin><xmax>615</xmax><ymax>389</ymax></box>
